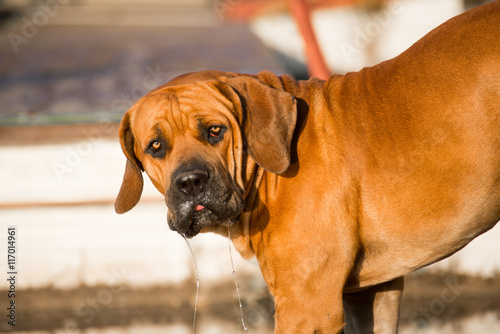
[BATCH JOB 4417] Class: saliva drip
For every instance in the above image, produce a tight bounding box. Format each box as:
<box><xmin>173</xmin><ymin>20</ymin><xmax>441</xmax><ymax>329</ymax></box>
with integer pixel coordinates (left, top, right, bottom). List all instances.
<box><xmin>183</xmin><ymin>234</ymin><xmax>200</xmax><ymax>334</ymax></box>
<box><xmin>228</xmin><ymin>227</ymin><xmax>248</xmax><ymax>331</ymax></box>
<box><xmin>182</xmin><ymin>229</ymin><xmax>247</xmax><ymax>333</ymax></box>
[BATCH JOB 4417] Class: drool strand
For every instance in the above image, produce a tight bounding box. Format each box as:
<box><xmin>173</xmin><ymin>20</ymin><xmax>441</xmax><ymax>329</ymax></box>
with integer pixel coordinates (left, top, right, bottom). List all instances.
<box><xmin>183</xmin><ymin>234</ymin><xmax>200</xmax><ymax>334</ymax></box>
<box><xmin>228</xmin><ymin>227</ymin><xmax>248</xmax><ymax>331</ymax></box>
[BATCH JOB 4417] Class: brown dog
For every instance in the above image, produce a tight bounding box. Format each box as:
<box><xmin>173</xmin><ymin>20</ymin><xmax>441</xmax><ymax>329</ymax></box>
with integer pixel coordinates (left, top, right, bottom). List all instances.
<box><xmin>115</xmin><ymin>2</ymin><xmax>500</xmax><ymax>333</ymax></box>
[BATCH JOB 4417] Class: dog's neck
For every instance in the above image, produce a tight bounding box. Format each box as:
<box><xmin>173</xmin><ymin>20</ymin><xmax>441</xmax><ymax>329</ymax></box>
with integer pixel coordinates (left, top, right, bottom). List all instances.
<box><xmin>228</xmin><ymin>74</ymin><xmax>333</xmax><ymax>258</ymax></box>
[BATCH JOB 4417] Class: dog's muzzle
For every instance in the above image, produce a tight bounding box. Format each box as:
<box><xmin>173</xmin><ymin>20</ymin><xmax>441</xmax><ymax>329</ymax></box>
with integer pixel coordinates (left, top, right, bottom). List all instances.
<box><xmin>166</xmin><ymin>163</ymin><xmax>244</xmax><ymax>238</ymax></box>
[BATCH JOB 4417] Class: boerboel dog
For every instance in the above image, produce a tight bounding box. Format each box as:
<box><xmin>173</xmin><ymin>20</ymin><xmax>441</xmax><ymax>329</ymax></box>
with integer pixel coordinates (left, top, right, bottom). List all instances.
<box><xmin>115</xmin><ymin>2</ymin><xmax>499</xmax><ymax>333</ymax></box>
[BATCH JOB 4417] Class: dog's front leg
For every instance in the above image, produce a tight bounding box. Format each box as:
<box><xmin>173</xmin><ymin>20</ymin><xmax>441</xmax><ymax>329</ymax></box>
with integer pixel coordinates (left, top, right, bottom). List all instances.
<box><xmin>259</xmin><ymin>238</ymin><xmax>356</xmax><ymax>334</ymax></box>
<box><xmin>273</xmin><ymin>291</ymin><xmax>346</xmax><ymax>334</ymax></box>
<box><xmin>343</xmin><ymin>276</ymin><xmax>405</xmax><ymax>334</ymax></box>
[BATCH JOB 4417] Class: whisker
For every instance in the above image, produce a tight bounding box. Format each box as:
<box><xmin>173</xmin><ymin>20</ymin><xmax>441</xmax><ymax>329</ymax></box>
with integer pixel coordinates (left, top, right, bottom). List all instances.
<box><xmin>183</xmin><ymin>234</ymin><xmax>200</xmax><ymax>334</ymax></box>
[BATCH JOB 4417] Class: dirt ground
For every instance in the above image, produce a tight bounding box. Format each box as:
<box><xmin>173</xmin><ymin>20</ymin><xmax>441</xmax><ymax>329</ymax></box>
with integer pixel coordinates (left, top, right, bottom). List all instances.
<box><xmin>2</xmin><ymin>272</ymin><xmax>498</xmax><ymax>332</ymax></box>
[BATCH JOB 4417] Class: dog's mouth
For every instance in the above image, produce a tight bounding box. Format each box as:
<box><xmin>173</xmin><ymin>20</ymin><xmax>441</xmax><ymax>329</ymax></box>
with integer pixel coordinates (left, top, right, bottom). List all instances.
<box><xmin>165</xmin><ymin>162</ymin><xmax>245</xmax><ymax>237</ymax></box>
<box><xmin>166</xmin><ymin>190</ymin><xmax>244</xmax><ymax>238</ymax></box>
<box><xmin>182</xmin><ymin>204</ymin><xmax>219</xmax><ymax>238</ymax></box>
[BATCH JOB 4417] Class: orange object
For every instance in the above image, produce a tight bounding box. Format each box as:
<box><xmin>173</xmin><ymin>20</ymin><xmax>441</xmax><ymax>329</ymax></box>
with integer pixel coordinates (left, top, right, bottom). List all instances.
<box><xmin>285</xmin><ymin>0</ymin><xmax>331</xmax><ymax>79</ymax></box>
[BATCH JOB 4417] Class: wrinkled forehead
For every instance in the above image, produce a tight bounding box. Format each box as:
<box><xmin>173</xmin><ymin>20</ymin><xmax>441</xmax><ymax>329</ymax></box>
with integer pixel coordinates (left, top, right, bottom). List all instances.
<box><xmin>130</xmin><ymin>82</ymin><xmax>236</xmax><ymax>137</ymax></box>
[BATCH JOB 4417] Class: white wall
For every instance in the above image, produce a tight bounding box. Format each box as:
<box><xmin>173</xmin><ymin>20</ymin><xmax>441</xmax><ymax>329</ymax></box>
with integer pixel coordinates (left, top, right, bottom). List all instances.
<box><xmin>251</xmin><ymin>0</ymin><xmax>464</xmax><ymax>73</ymax></box>
<box><xmin>0</xmin><ymin>139</ymin><xmax>261</xmax><ymax>290</ymax></box>
<box><xmin>1</xmin><ymin>137</ymin><xmax>499</xmax><ymax>291</ymax></box>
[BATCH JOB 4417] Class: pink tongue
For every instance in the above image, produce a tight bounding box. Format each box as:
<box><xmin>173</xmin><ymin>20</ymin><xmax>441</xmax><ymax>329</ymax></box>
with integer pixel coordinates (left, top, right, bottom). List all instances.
<box><xmin>194</xmin><ymin>205</ymin><xmax>205</xmax><ymax>211</ymax></box>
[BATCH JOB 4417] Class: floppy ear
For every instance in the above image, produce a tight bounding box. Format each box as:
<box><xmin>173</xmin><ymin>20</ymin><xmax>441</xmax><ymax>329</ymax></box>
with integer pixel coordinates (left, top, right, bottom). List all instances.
<box><xmin>115</xmin><ymin>112</ymin><xmax>144</xmax><ymax>214</ymax></box>
<box><xmin>224</xmin><ymin>76</ymin><xmax>297</xmax><ymax>174</ymax></box>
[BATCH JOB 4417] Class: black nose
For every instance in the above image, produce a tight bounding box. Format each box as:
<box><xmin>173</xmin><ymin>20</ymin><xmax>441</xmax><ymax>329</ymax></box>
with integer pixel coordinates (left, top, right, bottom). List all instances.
<box><xmin>174</xmin><ymin>169</ymin><xmax>209</xmax><ymax>197</ymax></box>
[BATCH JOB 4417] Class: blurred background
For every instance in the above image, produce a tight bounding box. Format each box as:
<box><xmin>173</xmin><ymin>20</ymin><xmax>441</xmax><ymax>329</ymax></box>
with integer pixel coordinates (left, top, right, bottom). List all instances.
<box><xmin>0</xmin><ymin>0</ymin><xmax>499</xmax><ymax>333</ymax></box>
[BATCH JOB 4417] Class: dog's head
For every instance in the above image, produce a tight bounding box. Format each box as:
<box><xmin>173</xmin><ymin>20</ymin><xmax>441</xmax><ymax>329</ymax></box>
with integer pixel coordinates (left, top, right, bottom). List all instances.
<box><xmin>114</xmin><ymin>71</ymin><xmax>297</xmax><ymax>237</ymax></box>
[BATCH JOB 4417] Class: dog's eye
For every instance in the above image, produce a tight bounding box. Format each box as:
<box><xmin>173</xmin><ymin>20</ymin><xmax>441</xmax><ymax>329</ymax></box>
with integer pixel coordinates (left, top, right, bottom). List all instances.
<box><xmin>207</xmin><ymin>125</ymin><xmax>226</xmax><ymax>145</ymax></box>
<box><xmin>147</xmin><ymin>139</ymin><xmax>165</xmax><ymax>158</ymax></box>
<box><xmin>209</xmin><ymin>126</ymin><xmax>222</xmax><ymax>137</ymax></box>
<box><xmin>151</xmin><ymin>141</ymin><xmax>161</xmax><ymax>152</ymax></box>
